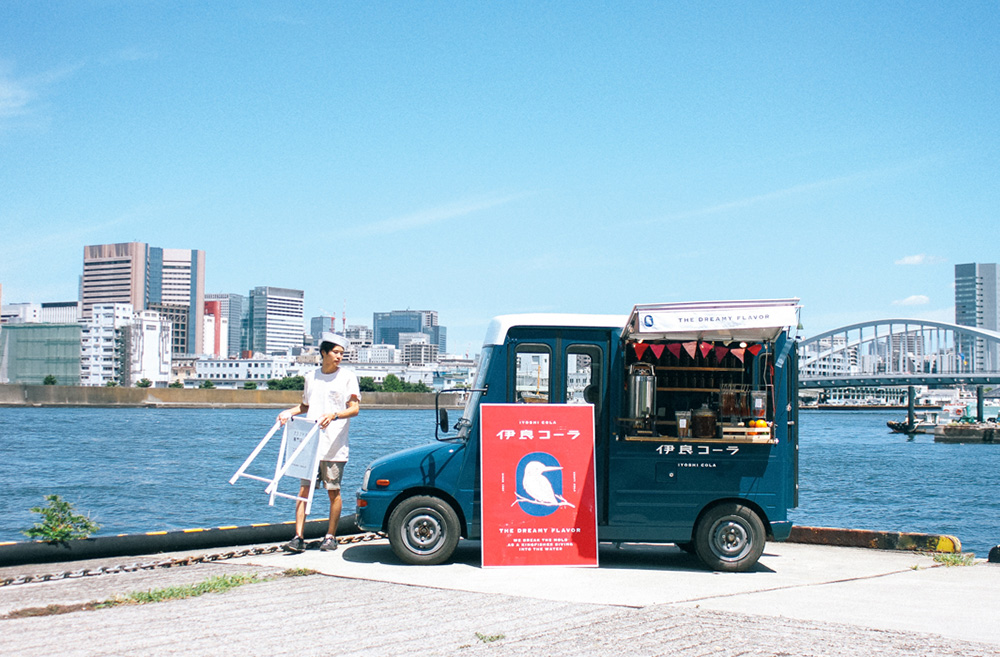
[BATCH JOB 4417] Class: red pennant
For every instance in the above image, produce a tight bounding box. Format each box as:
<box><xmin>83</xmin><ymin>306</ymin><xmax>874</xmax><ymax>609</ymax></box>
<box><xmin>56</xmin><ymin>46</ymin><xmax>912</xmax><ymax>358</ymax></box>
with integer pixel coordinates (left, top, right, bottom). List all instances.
<box><xmin>650</xmin><ymin>344</ymin><xmax>665</xmax><ymax>360</ymax></box>
<box><xmin>714</xmin><ymin>345</ymin><xmax>729</xmax><ymax>361</ymax></box>
<box><xmin>699</xmin><ymin>342</ymin><xmax>712</xmax><ymax>358</ymax></box>
<box><xmin>666</xmin><ymin>343</ymin><xmax>682</xmax><ymax>358</ymax></box>
<box><xmin>731</xmin><ymin>348</ymin><xmax>745</xmax><ymax>363</ymax></box>
<box><xmin>633</xmin><ymin>343</ymin><xmax>649</xmax><ymax>360</ymax></box>
<box><xmin>683</xmin><ymin>341</ymin><xmax>697</xmax><ymax>359</ymax></box>
<box><xmin>747</xmin><ymin>344</ymin><xmax>763</xmax><ymax>356</ymax></box>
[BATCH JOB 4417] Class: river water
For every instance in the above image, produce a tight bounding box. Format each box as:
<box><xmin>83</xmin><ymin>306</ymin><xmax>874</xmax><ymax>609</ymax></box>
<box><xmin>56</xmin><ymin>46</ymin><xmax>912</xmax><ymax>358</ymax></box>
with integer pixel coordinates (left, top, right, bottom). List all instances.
<box><xmin>1</xmin><ymin>408</ymin><xmax>997</xmax><ymax>555</ymax></box>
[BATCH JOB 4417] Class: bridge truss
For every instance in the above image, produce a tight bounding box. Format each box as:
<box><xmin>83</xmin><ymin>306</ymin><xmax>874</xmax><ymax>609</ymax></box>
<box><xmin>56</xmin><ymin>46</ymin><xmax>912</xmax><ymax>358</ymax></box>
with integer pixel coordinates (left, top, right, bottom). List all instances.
<box><xmin>798</xmin><ymin>319</ymin><xmax>1000</xmax><ymax>389</ymax></box>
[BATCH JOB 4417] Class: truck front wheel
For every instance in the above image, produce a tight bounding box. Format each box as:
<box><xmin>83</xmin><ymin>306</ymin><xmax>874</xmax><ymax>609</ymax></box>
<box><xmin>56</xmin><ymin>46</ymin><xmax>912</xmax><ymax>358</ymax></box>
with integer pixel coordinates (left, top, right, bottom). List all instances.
<box><xmin>694</xmin><ymin>503</ymin><xmax>765</xmax><ymax>572</ymax></box>
<box><xmin>387</xmin><ymin>495</ymin><xmax>460</xmax><ymax>565</ymax></box>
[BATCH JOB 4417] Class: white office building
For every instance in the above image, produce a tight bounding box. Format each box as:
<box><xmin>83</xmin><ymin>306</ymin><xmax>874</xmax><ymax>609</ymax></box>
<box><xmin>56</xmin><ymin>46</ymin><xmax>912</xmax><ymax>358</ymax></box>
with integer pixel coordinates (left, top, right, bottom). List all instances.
<box><xmin>81</xmin><ymin>304</ymin><xmax>172</xmax><ymax>386</ymax></box>
<box><xmin>247</xmin><ymin>286</ymin><xmax>304</xmax><ymax>355</ymax></box>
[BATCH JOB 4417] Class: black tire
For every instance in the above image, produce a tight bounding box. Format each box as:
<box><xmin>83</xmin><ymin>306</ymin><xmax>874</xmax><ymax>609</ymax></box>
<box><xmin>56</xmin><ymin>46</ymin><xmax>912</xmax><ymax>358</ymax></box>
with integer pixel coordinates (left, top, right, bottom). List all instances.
<box><xmin>693</xmin><ymin>503</ymin><xmax>766</xmax><ymax>572</ymax></box>
<box><xmin>387</xmin><ymin>495</ymin><xmax>461</xmax><ymax>565</ymax></box>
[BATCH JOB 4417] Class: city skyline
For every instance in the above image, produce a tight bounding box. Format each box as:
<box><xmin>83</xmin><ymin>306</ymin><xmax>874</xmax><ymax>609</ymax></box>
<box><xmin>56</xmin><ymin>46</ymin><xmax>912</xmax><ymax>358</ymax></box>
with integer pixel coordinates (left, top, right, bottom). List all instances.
<box><xmin>2</xmin><ymin>4</ymin><xmax>998</xmax><ymax>354</ymax></box>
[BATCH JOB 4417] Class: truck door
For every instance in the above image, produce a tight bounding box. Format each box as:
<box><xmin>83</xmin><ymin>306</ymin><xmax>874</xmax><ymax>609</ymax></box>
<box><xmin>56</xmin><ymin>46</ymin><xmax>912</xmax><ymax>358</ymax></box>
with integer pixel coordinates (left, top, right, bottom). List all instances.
<box><xmin>506</xmin><ymin>328</ymin><xmax>613</xmax><ymax>523</ymax></box>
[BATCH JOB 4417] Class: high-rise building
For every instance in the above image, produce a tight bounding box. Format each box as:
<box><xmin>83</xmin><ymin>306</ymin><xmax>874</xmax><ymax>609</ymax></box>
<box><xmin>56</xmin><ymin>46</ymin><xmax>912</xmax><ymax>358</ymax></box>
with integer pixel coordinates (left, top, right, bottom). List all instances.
<box><xmin>247</xmin><ymin>286</ymin><xmax>304</xmax><ymax>355</ymax></box>
<box><xmin>147</xmin><ymin>247</ymin><xmax>205</xmax><ymax>354</ymax></box>
<box><xmin>955</xmin><ymin>262</ymin><xmax>1000</xmax><ymax>372</ymax></box>
<box><xmin>80</xmin><ymin>242</ymin><xmax>148</xmax><ymax>317</ymax></box>
<box><xmin>310</xmin><ymin>315</ymin><xmax>338</xmax><ymax>344</ymax></box>
<box><xmin>373</xmin><ymin>310</ymin><xmax>446</xmax><ymax>353</ymax></box>
<box><xmin>203</xmin><ymin>300</ymin><xmax>229</xmax><ymax>359</ymax></box>
<box><xmin>81</xmin><ymin>242</ymin><xmax>205</xmax><ymax>355</ymax></box>
<box><xmin>205</xmin><ymin>293</ymin><xmax>247</xmax><ymax>358</ymax></box>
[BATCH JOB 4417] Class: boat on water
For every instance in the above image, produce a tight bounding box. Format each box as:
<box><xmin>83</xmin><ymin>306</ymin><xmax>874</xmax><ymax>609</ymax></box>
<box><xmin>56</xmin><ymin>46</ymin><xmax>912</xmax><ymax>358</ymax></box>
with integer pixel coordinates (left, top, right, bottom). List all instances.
<box><xmin>887</xmin><ymin>409</ymin><xmax>955</xmax><ymax>434</ymax></box>
<box><xmin>887</xmin><ymin>400</ymin><xmax>1000</xmax><ymax>434</ymax></box>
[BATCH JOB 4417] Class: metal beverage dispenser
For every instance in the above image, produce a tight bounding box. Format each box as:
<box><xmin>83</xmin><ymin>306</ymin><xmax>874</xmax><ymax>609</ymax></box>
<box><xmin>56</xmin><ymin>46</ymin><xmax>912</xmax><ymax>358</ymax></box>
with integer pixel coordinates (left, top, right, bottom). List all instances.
<box><xmin>628</xmin><ymin>362</ymin><xmax>657</xmax><ymax>434</ymax></box>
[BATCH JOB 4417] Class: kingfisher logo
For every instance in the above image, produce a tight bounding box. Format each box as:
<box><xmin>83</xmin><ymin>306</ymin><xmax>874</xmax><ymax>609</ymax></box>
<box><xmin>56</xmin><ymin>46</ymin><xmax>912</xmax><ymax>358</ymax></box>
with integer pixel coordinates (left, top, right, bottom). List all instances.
<box><xmin>643</xmin><ymin>314</ymin><xmax>654</xmax><ymax>328</ymax></box>
<box><xmin>513</xmin><ymin>452</ymin><xmax>575</xmax><ymax>517</ymax></box>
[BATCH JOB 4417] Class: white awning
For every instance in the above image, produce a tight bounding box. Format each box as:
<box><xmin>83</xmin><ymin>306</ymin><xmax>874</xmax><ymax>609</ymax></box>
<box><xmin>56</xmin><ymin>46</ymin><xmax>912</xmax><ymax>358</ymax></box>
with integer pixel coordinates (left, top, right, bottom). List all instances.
<box><xmin>625</xmin><ymin>299</ymin><xmax>801</xmax><ymax>343</ymax></box>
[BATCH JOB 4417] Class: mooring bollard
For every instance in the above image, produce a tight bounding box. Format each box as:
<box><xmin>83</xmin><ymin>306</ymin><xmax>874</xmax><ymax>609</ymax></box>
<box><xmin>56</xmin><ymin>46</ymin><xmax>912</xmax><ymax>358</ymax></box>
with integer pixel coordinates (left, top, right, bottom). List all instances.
<box><xmin>989</xmin><ymin>545</ymin><xmax>1000</xmax><ymax>564</ymax></box>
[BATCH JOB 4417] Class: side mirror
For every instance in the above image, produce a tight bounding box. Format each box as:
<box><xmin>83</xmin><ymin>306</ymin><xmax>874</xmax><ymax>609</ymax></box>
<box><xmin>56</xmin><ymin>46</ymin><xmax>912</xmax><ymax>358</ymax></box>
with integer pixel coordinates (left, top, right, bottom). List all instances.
<box><xmin>438</xmin><ymin>408</ymin><xmax>450</xmax><ymax>433</ymax></box>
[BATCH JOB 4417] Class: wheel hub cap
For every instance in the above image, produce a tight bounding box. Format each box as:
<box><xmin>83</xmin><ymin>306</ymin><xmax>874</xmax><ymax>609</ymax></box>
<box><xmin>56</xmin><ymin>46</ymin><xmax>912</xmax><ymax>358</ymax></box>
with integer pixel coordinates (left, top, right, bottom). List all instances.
<box><xmin>712</xmin><ymin>520</ymin><xmax>750</xmax><ymax>560</ymax></box>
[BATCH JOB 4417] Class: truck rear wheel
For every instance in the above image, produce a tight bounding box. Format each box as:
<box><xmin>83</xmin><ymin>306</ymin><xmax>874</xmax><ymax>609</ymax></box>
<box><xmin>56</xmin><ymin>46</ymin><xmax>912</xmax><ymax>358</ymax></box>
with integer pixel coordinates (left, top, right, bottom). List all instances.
<box><xmin>694</xmin><ymin>503</ymin><xmax>765</xmax><ymax>572</ymax></box>
<box><xmin>387</xmin><ymin>495</ymin><xmax>460</xmax><ymax>565</ymax></box>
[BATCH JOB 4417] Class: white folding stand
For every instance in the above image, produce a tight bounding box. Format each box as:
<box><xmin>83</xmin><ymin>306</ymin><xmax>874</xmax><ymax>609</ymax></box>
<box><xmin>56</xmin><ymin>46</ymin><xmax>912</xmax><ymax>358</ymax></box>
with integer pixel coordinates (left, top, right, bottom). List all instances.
<box><xmin>230</xmin><ymin>418</ymin><xmax>323</xmax><ymax>515</ymax></box>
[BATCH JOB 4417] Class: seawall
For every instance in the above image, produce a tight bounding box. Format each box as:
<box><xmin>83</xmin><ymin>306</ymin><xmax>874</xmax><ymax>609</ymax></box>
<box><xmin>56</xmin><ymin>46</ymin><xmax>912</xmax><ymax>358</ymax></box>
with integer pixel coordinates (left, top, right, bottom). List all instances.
<box><xmin>0</xmin><ymin>384</ymin><xmax>462</xmax><ymax>409</ymax></box>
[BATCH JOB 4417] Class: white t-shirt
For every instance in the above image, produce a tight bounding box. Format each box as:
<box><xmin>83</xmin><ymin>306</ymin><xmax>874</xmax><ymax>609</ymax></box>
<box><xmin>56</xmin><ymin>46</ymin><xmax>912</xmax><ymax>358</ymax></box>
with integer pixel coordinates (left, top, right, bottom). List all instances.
<box><xmin>302</xmin><ymin>366</ymin><xmax>361</xmax><ymax>462</ymax></box>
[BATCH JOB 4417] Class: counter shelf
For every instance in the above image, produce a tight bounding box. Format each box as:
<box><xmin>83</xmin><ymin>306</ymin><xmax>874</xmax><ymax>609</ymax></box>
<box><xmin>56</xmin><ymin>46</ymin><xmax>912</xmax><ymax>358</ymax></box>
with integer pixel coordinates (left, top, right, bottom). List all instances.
<box><xmin>622</xmin><ymin>432</ymin><xmax>776</xmax><ymax>444</ymax></box>
<box><xmin>616</xmin><ymin>419</ymin><xmax>774</xmax><ymax>444</ymax></box>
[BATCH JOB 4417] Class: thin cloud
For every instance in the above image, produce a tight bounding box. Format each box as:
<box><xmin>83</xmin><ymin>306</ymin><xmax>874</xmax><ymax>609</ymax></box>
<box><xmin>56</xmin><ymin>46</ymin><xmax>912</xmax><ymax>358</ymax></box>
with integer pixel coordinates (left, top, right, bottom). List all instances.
<box><xmin>650</xmin><ymin>161</ymin><xmax>928</xmax><ymax>224</ymax></box>
<box><xmin>0</xmin><ymin>60</ymin><xmax>83</xmax><ymax>127</ymax></box>
<box><xmin>895</xmin><ymin>254</ymin><xmax>946</xmax><ymax>266</ymax></box>
<box><xmin>349</xmin><ymin>194</ymin><xmax>525</xmax><ymax>238</ymax></box>
<box><xmin>0</xmin><ymin>66</ymin><xmax>34</xmax><ymax>119</ymax></box>
<box><xmin>892</xmin><ymin>295</ymin><xmax>930</xmax><ymax>306</ymax></box>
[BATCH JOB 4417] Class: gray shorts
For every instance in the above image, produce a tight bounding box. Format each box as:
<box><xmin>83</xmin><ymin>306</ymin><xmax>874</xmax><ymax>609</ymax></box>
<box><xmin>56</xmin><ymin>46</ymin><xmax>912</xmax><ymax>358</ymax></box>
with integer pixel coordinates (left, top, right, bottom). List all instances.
<box><xmin>301</xmin><ymin>460</ymin><xmax>345</xmax><ymax>491</ymax></box>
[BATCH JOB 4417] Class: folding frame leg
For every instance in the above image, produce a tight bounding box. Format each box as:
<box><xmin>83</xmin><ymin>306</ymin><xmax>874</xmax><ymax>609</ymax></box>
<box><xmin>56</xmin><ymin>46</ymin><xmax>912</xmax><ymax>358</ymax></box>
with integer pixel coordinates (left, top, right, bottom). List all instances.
<box><xmin>229</xmin><ymin>421</ymin><xmax>282</xmax><ymax>485</ymax></box>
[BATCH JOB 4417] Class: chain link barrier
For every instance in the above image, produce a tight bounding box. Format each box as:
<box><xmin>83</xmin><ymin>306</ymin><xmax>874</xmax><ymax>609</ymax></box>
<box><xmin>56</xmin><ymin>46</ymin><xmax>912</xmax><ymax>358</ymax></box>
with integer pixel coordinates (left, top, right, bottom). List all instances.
<box><xmin>0</xmin><ymin>532</ymin><xmax>386</xmax><ymax>588</ymax></box>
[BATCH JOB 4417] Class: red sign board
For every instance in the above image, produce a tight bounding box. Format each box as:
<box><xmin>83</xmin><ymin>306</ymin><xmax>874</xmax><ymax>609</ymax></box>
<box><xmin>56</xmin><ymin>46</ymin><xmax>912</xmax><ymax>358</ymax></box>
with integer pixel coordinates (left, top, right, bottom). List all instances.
<box><xmin>480</xmin><ymin>403</ymin><xmax>598</xmax><ymax>567</ymax></box>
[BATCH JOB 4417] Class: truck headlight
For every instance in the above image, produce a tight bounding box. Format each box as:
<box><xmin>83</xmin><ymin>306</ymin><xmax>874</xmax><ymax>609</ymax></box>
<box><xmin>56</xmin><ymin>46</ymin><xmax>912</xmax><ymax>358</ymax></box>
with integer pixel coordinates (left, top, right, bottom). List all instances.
<box><xmin>362</xmin><ymin>467</ymin><xmax>371</xmax><ymax>491</ymax></box>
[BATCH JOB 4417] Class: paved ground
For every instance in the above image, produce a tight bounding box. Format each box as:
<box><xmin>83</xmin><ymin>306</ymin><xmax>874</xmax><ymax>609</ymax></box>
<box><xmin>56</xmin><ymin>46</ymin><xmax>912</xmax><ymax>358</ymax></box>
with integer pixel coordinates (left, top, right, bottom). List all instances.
<box><xmin>2</xmin><ymin>539</ymin><xmax>999</xmax><ymax>656</ymax></box>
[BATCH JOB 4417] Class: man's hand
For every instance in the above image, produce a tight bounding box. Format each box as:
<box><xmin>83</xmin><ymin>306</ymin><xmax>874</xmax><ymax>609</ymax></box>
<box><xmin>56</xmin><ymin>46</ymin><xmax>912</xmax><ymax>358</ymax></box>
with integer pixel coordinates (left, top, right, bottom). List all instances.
<box><xmin>277</xmin><ymin>408</ymin><xmax>296</xmax><ymax>425</ymax></box>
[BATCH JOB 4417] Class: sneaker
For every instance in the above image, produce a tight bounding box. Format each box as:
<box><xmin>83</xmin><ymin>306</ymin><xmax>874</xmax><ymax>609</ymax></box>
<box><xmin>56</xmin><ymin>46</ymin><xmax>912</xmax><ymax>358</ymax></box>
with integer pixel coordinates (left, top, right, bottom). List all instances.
<box><xmin>282</xmin><ymin>536</ymin><xmax>305</xmax><ymax>553</ymax></box>
<box><xmin>320</xmin><ymin>535</ymin><xmax>338</xmax><ymax>551</ymax></box>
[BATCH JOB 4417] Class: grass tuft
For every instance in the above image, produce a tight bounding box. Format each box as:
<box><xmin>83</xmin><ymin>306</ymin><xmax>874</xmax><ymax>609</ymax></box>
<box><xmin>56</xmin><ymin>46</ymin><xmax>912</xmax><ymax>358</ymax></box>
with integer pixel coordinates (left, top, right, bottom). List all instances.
<box><xmin>100</xmin><ymin>573</ymin><xmax>271</xmax><ymax>606</ymax></box>
<box><xmin>2</xmin><ymin>569</ymin><xmax>317</xmax><ymax>620</ymax></box>
<box><xmin>475</xmin><ymin>632</ymin><xmax>505</xmax><ymax>643</ymax></box>
<box><xmin>932</xmin><ymin>552</ymin><xmax>976</xmax><ymax>567</ymax></box>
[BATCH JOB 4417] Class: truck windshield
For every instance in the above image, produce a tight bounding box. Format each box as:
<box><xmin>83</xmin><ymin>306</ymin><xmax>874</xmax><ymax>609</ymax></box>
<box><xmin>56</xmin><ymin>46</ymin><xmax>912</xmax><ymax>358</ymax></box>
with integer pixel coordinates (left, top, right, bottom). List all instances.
<box><xmin>455</xmin><ymin>346</ymin><xmax>492</xmax><ymax>440</ymax></box>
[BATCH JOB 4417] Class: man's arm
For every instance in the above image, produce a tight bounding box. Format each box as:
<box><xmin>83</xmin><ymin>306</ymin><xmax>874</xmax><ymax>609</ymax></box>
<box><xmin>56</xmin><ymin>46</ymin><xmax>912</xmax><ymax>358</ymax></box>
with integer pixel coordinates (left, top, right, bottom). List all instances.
<box><xmin>277</xmin><ymin>402</ymin><xmax>308</xmax><ymax>425</ymax></box>
<box><xmin>317</xmin><ymin>396</ymin><xmax>359</xmax><ymax>429</ymax></box>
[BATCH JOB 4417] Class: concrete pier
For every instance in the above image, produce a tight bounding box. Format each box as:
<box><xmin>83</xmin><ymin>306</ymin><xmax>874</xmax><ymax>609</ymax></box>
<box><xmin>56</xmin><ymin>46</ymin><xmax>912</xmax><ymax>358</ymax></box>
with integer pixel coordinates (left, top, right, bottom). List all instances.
<box><xmin>2</xmin><ymin>539</ymin><xmax>998</xmax><ymax>656</ymax></box>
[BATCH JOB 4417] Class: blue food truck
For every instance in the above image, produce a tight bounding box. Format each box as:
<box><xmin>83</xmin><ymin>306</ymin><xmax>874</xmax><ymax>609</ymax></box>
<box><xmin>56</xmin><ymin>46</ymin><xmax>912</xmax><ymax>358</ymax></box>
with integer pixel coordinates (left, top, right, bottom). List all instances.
<box><xmin>356</xmin><ymin>299</ymin><xmax>800</xmax><ymax>571</ymax></box>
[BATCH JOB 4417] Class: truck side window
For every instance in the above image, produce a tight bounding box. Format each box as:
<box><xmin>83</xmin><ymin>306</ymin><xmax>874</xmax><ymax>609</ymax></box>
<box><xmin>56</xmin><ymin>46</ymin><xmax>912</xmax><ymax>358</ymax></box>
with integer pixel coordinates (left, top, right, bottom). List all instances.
<box><xmin>514</xmin><ymin>344</ymin><xmax>550</xmax><ymax>403</ymax></box>
<box><xmin>566</xmin><ymin>345</ymin><xmax>602</xmax><ymax>415</ymax></box>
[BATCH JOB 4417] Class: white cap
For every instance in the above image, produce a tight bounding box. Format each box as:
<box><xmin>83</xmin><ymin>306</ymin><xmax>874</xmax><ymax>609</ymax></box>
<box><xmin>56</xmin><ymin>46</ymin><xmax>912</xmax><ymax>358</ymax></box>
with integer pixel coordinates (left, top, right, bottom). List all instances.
<box><xmin>320</xmin><ymin>332</ymin><xmax>350</xmax><ymax>350</ymax></box>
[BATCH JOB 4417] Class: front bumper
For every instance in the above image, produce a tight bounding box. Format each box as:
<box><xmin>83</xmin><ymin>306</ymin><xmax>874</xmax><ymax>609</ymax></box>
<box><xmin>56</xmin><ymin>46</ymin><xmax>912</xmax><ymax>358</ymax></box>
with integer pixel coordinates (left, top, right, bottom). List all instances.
<box><xmin>356</xmin><ymin>488</ymin><xmax>396</xmax><ymax>533</ymax></box>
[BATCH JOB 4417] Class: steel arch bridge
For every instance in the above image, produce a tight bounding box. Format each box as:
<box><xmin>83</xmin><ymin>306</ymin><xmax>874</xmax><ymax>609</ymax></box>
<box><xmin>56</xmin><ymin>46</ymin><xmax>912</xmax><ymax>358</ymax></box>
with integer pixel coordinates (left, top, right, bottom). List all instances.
<box><xmin>798</xmin><ymin>319</ymin><xmax>1000</xmax><ymax>388</ymax></box>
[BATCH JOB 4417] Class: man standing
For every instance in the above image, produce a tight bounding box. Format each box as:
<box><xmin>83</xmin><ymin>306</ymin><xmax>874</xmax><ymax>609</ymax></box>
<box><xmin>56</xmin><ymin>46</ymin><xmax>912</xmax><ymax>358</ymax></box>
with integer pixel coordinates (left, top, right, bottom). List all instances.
<box><xmin>277</xmin><ymin>332</ymin><xmax>360</xmax><ymax>553</ymax></box>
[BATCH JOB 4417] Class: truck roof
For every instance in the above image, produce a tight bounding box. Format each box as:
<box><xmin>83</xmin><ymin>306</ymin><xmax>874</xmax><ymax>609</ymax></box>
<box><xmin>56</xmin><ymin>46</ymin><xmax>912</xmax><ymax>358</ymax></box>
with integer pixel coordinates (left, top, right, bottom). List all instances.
<box><xmin>482</xmin><ymin>299</ymin><xmax>801</xmax><ymax>347</ymax></box>
<box><xmin>483</xmin><ymin>313</ymin><xmax>628</xmax><ymax>346</ymax></box>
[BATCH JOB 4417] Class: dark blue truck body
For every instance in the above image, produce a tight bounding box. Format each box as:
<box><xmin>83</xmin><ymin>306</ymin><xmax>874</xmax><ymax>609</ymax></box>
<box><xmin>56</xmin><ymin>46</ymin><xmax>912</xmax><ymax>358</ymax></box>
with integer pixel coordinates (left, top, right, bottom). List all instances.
<box><xmin>357</xmin><ymin>300</ymin><xmax>800</xmax><ymax>571</ymax></box>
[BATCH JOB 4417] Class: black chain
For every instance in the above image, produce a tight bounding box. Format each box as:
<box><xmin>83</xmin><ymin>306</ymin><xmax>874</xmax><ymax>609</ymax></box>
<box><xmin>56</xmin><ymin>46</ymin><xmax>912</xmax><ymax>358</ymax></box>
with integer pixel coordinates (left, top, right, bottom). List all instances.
<box><xmin>0</xmin><ymin>532</ymin><xmax>386</xmax><ymax>587</ymax></box>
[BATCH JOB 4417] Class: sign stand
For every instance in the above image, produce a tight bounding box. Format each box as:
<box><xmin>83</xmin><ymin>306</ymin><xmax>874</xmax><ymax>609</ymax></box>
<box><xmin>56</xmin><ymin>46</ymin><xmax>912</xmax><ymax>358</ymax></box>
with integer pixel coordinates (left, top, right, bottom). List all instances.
<box><xmin>230</xmin><ymin>418</ymin><xmax>323</xmax><ymax>515</ymax></box>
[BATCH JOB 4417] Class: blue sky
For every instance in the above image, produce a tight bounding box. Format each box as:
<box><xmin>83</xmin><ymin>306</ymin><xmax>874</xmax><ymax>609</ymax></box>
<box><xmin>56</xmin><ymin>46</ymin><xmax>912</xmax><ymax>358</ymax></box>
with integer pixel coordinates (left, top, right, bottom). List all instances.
<box><xmin>1</xmin><ymin>2</ymin><xmax>997</xmax><ymax>355</ymax></box>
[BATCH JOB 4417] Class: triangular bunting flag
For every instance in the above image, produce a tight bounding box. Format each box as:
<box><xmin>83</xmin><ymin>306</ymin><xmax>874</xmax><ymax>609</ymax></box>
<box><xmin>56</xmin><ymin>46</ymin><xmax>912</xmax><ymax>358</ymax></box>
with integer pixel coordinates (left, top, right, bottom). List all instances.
<box><xmin>699</xmin><ymin>342</ymin><xmax>713</xmax><ymax>358</ymax></box>
<box><xmin>747</xmin><ymin>344</ymin><xmax>763</xmax><ymax>356</ymax></box>
<box><xmin>667</xmin><ymin>343</ymin><xmax>682</xmax><ymax>359</ymax></box>
<box><xmin>683</xmin><ymin>341</ymin><xmax>698</xmax><ymax>359</ymax></box>
<box><xmin>650</xmin><ymin>344</ymin><xmax>665</xmax><ymax>360</ymax></box>
<box><xmin>731</xmin><ymin>348</ymin><xmax>745</xmax><ymax>363</ymax></box>
<box><xmin>633</xmin><ymin>343</ymin><xmax>649</xmax><ymax>360</ymax></box>
<box><xmin>714</xmin><ymin>345</ymin><xmax>729</xmax><ymax>361</ymax></box>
